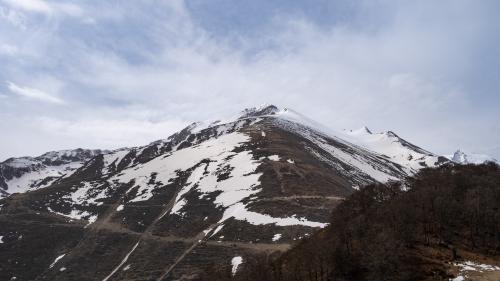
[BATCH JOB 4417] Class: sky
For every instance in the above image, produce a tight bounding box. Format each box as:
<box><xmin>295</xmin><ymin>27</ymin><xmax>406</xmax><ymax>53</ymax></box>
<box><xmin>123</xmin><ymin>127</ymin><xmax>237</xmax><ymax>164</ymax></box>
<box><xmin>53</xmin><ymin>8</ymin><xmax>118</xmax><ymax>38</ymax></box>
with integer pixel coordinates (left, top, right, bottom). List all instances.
<box><xmin>0</xmin><ymin>0</ymin><xmax>499</xmax><ymax>161</ymax></box>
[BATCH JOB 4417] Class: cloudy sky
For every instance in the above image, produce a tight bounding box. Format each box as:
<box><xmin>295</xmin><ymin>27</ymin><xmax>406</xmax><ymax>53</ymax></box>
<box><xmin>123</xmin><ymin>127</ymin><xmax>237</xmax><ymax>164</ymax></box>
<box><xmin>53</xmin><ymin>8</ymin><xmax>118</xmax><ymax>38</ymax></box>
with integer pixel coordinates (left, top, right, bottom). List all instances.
<box><xmin>1</xmin><ymin>0</ymin><xmax>499</xmax><ymax>161</ymax></box>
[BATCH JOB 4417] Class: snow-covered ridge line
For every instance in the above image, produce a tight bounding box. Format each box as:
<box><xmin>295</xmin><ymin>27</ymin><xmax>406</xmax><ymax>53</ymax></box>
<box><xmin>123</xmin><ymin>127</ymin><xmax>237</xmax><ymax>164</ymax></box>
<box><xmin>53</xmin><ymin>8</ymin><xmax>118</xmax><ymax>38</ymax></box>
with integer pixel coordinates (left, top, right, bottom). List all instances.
<box><xmin>186</xmin><ymin>105</ymin><xmax>445</xmax><ymax>175</ymax></box>
<box><xmin>0</xmin><ymin>148</ymin><xmax>105</xmax><ymax>198</ymax></box>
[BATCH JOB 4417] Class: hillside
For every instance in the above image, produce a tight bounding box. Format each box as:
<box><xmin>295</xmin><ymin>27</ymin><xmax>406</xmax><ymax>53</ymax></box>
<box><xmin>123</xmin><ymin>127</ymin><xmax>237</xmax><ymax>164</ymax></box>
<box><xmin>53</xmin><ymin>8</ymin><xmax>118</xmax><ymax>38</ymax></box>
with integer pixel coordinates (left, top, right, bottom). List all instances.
<box><xmin>211</xmin><ymin>163</ymin><xmax>500</xmax><ymax>281</ymax></box>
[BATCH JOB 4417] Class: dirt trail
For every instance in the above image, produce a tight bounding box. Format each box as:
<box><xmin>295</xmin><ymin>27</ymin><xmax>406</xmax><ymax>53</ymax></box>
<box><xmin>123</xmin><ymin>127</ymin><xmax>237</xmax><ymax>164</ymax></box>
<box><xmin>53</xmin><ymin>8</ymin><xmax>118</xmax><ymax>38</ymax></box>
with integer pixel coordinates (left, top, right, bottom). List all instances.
<box><xmin>259</xmin><ymin>195</ymin><xmax>344</xmax><ymax>201</ymax></box>
<box><xmin>206</xmin><ymin>240</ymin><xmax>291</xmax><ymax>252</ymax></box>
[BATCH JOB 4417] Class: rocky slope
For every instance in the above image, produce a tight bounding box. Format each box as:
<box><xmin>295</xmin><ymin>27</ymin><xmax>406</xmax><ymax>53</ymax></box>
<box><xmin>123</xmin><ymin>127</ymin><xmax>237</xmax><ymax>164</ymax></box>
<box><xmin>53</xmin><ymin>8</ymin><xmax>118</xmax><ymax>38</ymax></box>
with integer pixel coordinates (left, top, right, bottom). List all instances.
<box><xmin>0</xmin><ymin>105</ymin><xmax>448</xmax><ymax>281</ymax></box>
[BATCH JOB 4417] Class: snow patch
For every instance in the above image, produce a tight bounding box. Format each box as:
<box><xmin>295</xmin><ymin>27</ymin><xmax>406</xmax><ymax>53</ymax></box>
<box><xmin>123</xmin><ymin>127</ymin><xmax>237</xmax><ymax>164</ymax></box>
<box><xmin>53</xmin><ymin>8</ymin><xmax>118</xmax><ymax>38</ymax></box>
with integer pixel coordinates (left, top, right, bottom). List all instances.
<box><xmin>49</xmin><ymin>254</ymin><xmax>65</xmax><ymax>268</ymax></box>
<box><xmin>210</xmin><ymin>224</ymin><xmax>224</xmax><ymax>237</ymax></box>
<box><xmin>272</xmin><ymin>234</ymin><xmax>282</xmax><ymax>241</ymax></box>
<box><xmin>221</xmin><ymin>203</ymin><xmax>327</xmax><ymax>228</ymax></box>
<box><xmin>268</xmin><ymin>155</ymin><xmax>280</xmax><ymax>161</ymax></box>
<box><xmin>231</xmin><ymin>256</ymin><xmax>243</xmax><ymax>275</ymax></box>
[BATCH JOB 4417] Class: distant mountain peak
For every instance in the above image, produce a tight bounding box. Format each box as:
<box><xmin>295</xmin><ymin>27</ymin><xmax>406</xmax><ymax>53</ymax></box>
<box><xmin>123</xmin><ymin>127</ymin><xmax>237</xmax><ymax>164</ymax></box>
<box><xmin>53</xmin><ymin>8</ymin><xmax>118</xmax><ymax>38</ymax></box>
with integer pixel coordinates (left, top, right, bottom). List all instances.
<box><xmin>447</xmin><ymin>149</ymin><xmax>497</xmax><ymax>164</ymax></box>
<box><xmin>451</xmin><ymin>149</ymin><xmax>467</xmax><ymax>163</ymax></box>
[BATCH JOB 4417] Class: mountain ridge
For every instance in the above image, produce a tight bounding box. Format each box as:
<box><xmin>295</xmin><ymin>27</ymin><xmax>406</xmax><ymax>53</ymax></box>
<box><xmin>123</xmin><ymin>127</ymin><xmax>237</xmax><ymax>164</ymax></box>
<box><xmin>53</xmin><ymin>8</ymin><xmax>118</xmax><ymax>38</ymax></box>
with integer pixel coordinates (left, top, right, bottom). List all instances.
<box><xmin>1</xmin><ymin>105</ymin><xmax>447</xmax><ymax>199</ymax></box>
<box><xmin>0</xmin><ymin>104</ymin><xmax>482</xmax><ymax>281</ymax></box>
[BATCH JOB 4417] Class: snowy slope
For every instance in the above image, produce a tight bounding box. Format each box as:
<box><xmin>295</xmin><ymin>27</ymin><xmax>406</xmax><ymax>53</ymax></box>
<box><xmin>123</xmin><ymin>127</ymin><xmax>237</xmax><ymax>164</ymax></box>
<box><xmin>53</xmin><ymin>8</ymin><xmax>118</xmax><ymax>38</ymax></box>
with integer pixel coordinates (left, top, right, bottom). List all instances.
<box><xmin>340</xmin><ymin>127</ymin><xmax>446</xmax><ymax>172</ymax></box>
<box><xmin>0</xmin><ymin>149</ymin><xmax>104</xmax><ymax>198</ymax></box>
<box><xmin>236</xmin><ymin>105</ymin><xmax>446</xmax><ymax>178</ymax></box>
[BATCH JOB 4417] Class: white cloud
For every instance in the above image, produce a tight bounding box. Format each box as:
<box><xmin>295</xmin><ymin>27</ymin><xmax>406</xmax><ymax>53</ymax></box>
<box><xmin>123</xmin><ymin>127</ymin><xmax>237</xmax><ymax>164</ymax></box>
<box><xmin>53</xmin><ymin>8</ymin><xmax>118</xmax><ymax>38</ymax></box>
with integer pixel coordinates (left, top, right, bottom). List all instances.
<box><xmin>2</xmin><ymin>0</ymin><xmax>52</xmax><ymax>14</ymax></box>
<box><xmin>0</xmin><ymin>43</ymin><xmax>18</xmax><ymax>56</ymax></box>
<box><xmin>35</xmin><ymin>115</ymin><xmax>187</xmax><ymax>148</ymax></box>
<box><xmin>1</xmin><ymin>0</ymin><xmax>83</xmax><ymax>17</ymax></box>
<box><xmin>0</xmin><ymin>5</ymin><xmax>26</xmax><ymax>28</ymax></box>
<box><xmin>7</xmin><ymin>81</ymin><xmax>64</xmax><ymax>104</ymax></box>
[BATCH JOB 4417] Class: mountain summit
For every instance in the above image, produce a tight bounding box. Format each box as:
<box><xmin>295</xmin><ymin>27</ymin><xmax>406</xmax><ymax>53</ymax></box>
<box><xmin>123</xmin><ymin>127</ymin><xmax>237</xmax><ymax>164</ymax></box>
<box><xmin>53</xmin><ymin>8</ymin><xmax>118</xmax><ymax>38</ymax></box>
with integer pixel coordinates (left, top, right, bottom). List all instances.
<box><xmin>0</xmin><ymin>105</ymin><xmax>449</xmax><ymax>280</ymax></box>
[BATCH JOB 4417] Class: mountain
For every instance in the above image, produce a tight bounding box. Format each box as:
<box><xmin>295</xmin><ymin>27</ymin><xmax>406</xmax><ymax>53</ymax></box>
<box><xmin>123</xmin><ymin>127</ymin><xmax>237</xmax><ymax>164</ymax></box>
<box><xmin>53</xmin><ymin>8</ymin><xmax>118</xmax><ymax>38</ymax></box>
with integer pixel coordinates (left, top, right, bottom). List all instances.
<box><xmin>0</xmin><ymin>149</ymin><xmax>104</xmax><ymax>198</ymax></box>
<box><xmin>0</xmin><ymin>105</ymin><xmax>448</xmax><ymax>281</ymax></box>
<box><xmin>446</xmin><ymin>149</ymin><xmax>498</xmax><ymax>165</ymax></box>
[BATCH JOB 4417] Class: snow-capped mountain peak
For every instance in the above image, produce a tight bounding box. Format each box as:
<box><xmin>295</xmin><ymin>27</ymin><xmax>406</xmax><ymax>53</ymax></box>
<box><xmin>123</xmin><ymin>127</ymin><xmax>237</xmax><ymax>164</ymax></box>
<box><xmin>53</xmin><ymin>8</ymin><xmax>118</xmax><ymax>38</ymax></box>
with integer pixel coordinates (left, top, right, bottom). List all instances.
<box><xmin>446</xmin><ymin>149</ymin><xmax>498</xmax><ymax>164</ymax></box>
<box><xmin>239</xmin><ymin>104</ymin><xmax>280</xmax><ymax>119</ymax></box>
<box><xmin>451</xmin><ymin>149</ymin><xmax>468</xmax><ymax>163</ymax></box>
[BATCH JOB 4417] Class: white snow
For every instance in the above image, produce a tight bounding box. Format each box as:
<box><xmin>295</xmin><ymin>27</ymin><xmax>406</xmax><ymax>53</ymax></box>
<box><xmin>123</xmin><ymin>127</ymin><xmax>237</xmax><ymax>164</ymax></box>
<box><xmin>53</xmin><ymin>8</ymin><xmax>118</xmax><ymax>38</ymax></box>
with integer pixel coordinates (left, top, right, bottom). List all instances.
<box><xmin>341</xmin><ymin>127</ymin><xmax>442</xmax><ymax>172</ymax></box>
<box><xmin>0</xmin><ymin>236</ymin><xmax>3</xmax><ymax>243</ymax></box>
<box><xmin>111</xmin><ymin>134</ymin><xmax>258</xmax><ymax>202</ymax></box>
<box><xmin>451</xmin><ymin>260</ymin><xmax>500</xmax><ymax>281</ymax></box>
<box><xmin>454</xmin><ymin>261</ymin><xmax>500</xmax><ymax>272</ymax></box>
<box><xmin>231</xmin><ymin>256</ymin><xmax>243</xmax><ymax>275</ymax></box>
<box><xmin>210</xmin><ymin>224</ymin><xmax>224</xmax><ymax>237</ymax></box>
<box><xmin>268</xmin><ymin>155</ymin><xmax>280</xmax><ymax>161</ymax></box>
<box><xmin>102</xmin><ymin>149</ymin><xmax>130</xmax><ymax>174</ymax></box>
<box><xmin>116</xmin><ymin>205</ymin><xmax>124</xmax><ymax>211</ymax></box>
<box><xmin>49</xmin><ymin>254</ymin><xmax>66</xmax><ymax>268</ymax></box>
<box><xmin>220</xmin><ymin>203</ymin><xmax>327</xmax><ymax>228</ymax></box>
<box><xmin>87</xmin><ymin>215</ymin><xmax>98</xmax><ymax>225</ymax></box>
<box><xmin>287</xmin><ymin>159</ymin><xmax>294</xmax><ymax>164</ymax></box>
<box><xmin>59</xmin><ymin>267</ymin><xmax>66</xmax><ymax>272</ymax></box>
<box><xmin>5</xmin><ymin>162</ymin><xmax>83</xmax><ymax>196</ymax></box>
<box><xmin>310</xmin><ymin>133</ymin><xmax>400</xmax><ymax>183</ymax></box>
<box><xmin>246</xmin><ymin>106</ymin><xmax>443</xmax><ymax>178</ymax></box>
<box><xmin>203</xmin><ymin>227</ymin><xmax>213</xmax><ymax>236</ymax></box>
<box><xmin>47</xmin><ymin>207</ymin><xmax>97</xmax><ymax>226</ymax></box>
<box><xmin>272</xmin><ymin>234</ymin><xmax>282</xmax><ymax>241</ymax></box>
<box><xmin>261</xmin><ymin>131</ymin><xmax>266</xmax><ymax>137</ymax></box>
<box><xmin>67</xmin><ymin>181</ymin><xmax>107</xmax><ymax>206</ymax></box>
<box><xmin>122</xmin><ymin>264</ymin><xmax>131</xmax><ymax>271</ymax></box>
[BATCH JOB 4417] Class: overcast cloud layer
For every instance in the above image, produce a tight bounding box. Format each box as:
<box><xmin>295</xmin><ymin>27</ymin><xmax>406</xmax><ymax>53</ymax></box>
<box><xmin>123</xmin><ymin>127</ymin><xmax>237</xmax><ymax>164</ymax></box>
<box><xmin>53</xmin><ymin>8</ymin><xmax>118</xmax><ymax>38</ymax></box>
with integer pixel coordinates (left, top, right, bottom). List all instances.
<box><xmin>0</xmin><ymin>0</ymin><xmax>499</xmax><ymax>161</ymax></box>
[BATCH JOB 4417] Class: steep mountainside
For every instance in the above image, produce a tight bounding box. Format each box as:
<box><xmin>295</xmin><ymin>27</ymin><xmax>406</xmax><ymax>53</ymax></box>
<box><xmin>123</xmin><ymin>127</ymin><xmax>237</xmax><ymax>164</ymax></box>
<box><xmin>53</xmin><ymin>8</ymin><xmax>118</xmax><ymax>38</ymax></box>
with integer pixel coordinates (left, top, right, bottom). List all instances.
<box><xmin>0</xmin><ymin>105</ymin><xmax>448</xmax><ymax>281</ymax></box>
